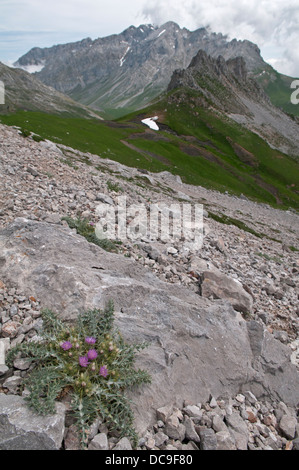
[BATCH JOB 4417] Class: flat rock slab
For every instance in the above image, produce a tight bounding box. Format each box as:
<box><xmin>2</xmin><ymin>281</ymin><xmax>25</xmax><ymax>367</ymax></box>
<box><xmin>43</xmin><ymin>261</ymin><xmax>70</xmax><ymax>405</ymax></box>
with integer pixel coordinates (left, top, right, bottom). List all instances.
<box><xmin>0</xmin><ymin>218</ymin><xmax>298</xmax><ymax>433</ymax></box>
<box><xmin>0</xmin><ymin>394</ymin><xmax>65</xmax><ymax>450</ymax></box>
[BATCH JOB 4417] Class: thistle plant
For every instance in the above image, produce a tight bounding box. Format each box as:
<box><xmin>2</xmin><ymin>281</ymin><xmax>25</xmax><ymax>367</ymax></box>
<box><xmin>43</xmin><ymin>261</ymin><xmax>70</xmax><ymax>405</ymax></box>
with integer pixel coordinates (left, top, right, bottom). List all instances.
<box><xmin>7</xmin><ymin>301</ymin><xmax>151</xmax><ymax>449</ymax></box>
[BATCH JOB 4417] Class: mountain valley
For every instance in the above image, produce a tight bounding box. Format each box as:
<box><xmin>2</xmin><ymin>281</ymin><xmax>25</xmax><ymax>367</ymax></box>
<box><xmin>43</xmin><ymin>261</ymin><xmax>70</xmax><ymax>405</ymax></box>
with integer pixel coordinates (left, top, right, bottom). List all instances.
<box><xmin>0</xmin><ymin>21</ymin><xmax>299</xmax><ymax>450</ymax></box>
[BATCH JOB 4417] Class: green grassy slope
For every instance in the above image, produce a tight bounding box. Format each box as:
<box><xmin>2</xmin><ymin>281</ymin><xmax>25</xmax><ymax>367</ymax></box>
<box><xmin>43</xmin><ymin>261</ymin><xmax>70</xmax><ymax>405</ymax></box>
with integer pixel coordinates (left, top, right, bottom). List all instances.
<box><xmin>0</xmin><ymin>111</ymin><xmax>144</xmax><ymax>165</ymax></box>
<box><xmin>254</xmin><ymin>66</ymin><xmax>299</xmax><ymax>118</ymax></box>
<box><xmin>120</xmin><ymin>91</ymin><xmax>299</xmax><ymax>209</ymax></box>
<box><xmin>1</xmin><ymin>98</ymin><xmax>298</xmax><ymax>210</ymax></box>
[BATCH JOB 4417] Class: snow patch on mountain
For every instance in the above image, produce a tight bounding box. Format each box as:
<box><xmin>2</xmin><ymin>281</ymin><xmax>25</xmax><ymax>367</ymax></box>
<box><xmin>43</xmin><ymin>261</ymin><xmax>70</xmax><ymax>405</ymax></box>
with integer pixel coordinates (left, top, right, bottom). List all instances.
<box><xmin>157</xmin><ymin>29</ymin><xmax>166</xmax><ymax>38</ymax></box>
<box><xmin>141</xmin><ymin>116</ymin><xmax>159</xmax><ymax>130</ymax></box>
<box><xmin>120</xmin><ymin>47</ymin><xmax>130</xmax><ymax>67</ymax></box>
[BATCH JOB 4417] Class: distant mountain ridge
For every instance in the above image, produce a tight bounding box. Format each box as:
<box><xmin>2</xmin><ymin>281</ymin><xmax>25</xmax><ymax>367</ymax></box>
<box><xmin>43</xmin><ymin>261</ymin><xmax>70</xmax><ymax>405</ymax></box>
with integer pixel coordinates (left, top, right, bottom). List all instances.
<box><xmin>14</xmin><ymin>22</ymin><xmax>270</xmax><ymax>119</ymax></box>
<box><xmin>165</xmin><ymin>49</ymin><xmax>299</xmax><ymax>157</ymax></box>
<box><xmin>0</xmin><ymin>61</ymin><xmax>102</xmax><ymax>119</ymax></box>
<box><xmin>167</xmin><ymin>51</ymin><xmax>267</xmax><ymax>113</ymax></box>
<box><xmin>1</xmin><ymin>45</ymin><xmax>298</xmax><ymax>210</ymax></box>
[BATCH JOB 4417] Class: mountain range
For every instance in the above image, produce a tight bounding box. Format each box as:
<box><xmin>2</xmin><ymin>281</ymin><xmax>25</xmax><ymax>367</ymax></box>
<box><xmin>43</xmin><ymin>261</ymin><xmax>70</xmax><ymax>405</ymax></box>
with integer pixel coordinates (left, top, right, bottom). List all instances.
<box><xmin>13</xmin><ymin>21</ymin><xmax>298</xmax><ymax>120</ymax></box>
<box><xmin>1</xmin><ymin>22</ymin><xmax>299</xmax><ymax>449</ymax></box>
<box><xmin>165</xmin><ymin>49</ymin><xmax>299</xmax><ymax>158</ymax></box>
<box><xmin>0</xmin><ymin>21</ymin><xmax>298</xmax><ymax>210</ymax></box>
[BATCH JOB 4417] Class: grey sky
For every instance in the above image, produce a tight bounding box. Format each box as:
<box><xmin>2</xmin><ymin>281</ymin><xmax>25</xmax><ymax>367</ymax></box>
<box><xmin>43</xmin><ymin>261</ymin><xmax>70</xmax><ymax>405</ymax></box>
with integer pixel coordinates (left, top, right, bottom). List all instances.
<box><xmin>1</xmin><ymin>0</ymin><xmax>298</xmax><ymax>77</ymax></box>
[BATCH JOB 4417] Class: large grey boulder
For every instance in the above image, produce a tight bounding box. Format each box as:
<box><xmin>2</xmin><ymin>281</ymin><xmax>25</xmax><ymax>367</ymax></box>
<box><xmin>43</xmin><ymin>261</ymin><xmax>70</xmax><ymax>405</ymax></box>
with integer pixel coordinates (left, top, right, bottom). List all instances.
<box><xmin>201</xmin><ymin>269</ymin><xmax>253</xmax><ymax>314</ymax></box>
<box><xmin>0</xmin><ymin>394</ymin><xmax>65</xmax><ymax>450</ymax></box>
<box><xmin>0</xmin><ymin>218</ymin><xmax>298</xmax><ymax>434</ymax></box>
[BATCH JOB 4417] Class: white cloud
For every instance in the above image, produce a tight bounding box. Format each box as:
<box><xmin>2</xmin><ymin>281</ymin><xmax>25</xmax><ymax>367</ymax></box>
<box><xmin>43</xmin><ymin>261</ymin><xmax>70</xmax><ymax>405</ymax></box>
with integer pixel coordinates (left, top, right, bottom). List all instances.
<box><xmin>142</xmin><ymin>0</ymin><xmax>299</xmax><ymax>77</ymax></box>
<box><xmin>0</xmin><ymin>0</ymin><xmax>145</xmax><ymax>62</ymax></box>
<box><xmin>0</xmin><ymin>0</ymin><xmax>144</xmax><ymax>35</ymax></box>
<box><xmin>1</xmin><ymin>0</ymin><xmax>298</xmax><ymax>77</ymax></box>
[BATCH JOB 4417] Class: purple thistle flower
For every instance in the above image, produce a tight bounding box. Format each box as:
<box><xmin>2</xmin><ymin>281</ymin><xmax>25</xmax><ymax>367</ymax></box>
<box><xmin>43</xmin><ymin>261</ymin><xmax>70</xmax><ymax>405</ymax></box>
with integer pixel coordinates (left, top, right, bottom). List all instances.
<box><xmin>87</xmin><ymin>349</ymin><xmax>98</xmax><ymax>361</ymax></box>
<box><xmin>99</xmin><ymin>366</ymin><xmax>108</xmax><ymax>378</ymax></box>
<box><xmin>85</xmin><ymin>336</ymin><xmax>96</xmax><ymax>345</ymax></box>
<box><xmin>61</xmin><ymin>341</ymin><xmax>72</xmax><ymax>351</ymax></box>
<box><xmin>79</xmin><ymin>356</ymin><xmax>90</xmax><ymax>367</ymax></box>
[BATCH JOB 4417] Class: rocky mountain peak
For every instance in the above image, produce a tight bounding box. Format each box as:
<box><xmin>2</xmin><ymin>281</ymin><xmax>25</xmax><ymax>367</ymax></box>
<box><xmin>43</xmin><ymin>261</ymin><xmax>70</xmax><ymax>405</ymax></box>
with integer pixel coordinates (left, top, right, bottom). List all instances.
<box><xmin>167</xmin><ymin>49</ymin><xmax>257</xmax><ymax>110</ymax></box>
<box><xmin>188</xmin><ymin>50</ymin><xmax>248</xmax><ymax>81</ymax></box>
<box><xmin>13</xmin><ymin>22</ymin><xmax>267</xmax><ymax>118</ymax></box>
<box><xmin>226</xmin><ymin>56</ymin><xmax>248</xmax><ymax>81</ymax></box>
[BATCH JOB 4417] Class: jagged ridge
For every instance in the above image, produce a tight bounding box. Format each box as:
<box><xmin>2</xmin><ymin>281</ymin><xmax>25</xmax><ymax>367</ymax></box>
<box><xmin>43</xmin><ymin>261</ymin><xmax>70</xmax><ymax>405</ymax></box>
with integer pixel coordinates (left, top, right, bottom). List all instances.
<box><xmin>14</xmin><ymin>22</ymin><xmax>267</xmax><ymax>119</ymax></box>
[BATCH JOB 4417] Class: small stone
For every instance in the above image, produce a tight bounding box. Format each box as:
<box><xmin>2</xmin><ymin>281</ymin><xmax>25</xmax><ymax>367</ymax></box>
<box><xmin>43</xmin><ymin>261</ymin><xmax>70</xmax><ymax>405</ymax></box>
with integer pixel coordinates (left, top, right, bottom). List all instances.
<box><xmin>216</xmin><ymin>430</ymin><xmax>236</xmax><ymax>450</ymax></box>
<box><xmin>27</xmin><ymin>166</ymin><xmax>39</xmax><ymax>177</ymax></box>
<box><xmin>275</xmin><ymin>401</ymin><xmax>289</xmax><ymax>421</ymax></box>
<box><xmin>95</xmin><ymin>193</ymin><xmax>114</xmax><ymax>205</ymax></box>
<box><xmin>1</xmin><ymin>321</ymin><xmax>21</xmax><ymax>338</ymax></box>
<box><xmin>164</xmin><ymin>414</ymin><xmax>186</xmax><ymax>441</ymax></box>
<box><xmin>88</xmin><ymin>433</ymin><xmax>109</xmax><ymax>450</ymax></box>
<box><xmin>244</xmin><ymin>391</ymin><xmax>257</xmax><ymax>405</ymax></box>
<box><xmin>212</xmin><ymin>414</ymin><xmax>228</xmax><ymax>433</ymax></box>
<box><xmin>273</xmin><ymin>330</ymin><xmax>289</xmax><ymax>344</ymax></box>
<box><xmin>247</xmin><ymin>411</ymin><xmax>257</xmax><ymax>423</ymax></box>
<box><xmin>184</xmin><ymin>415</ymin><xmax>200</xmax><ymax>443</ymax></box>
<box><xmin>113</xmin><ymin>437</ymin><xmax>132</xmax><ymax>450</ymax></box>
<box><xmin>263</xmin><ymin>415</ymin><xmax>274</xmax><ymax>426</ymax></box>
<box><xmin>167</xmin><ymin>246</ymin><xmax>178</xmax><ymax>255</ymax></box>
<box><xmin>3</xmin><ymin>375</ymin><xmax>23</xmax><ymax>394</ymax></box>
<box><xmin>157</xmin><ymin>404</ymin><xmax>173</xmax><ymax>423</ymax></box>
<box><xmin>199</xmin><ymin>427</ymin><xmax>217</xmax><ymax>450</ymax></box>
<box><xmin>183</xmin><ymin>404</ymin><xmax>202</xmax><ymax>419</ymax></box>
<box><xmin>235</xmin><ymin>394</ymin><xmax>245</xmax><ymax>404</ymax></box>
<box><xmin>255</xmin><ymin>423</ymin><xmax>270</xmax><ymax>438</ymax></box>
<box><xmin>225</xmin><ymin>411</ymin><xmax>249</xmax><ymax>450</ymax></box>
<box><xmin>209</xmin><ymin>396</ymin><xmax>218</xmax><ymax>408</ymax></box>
<box><xmin>10</xmin><ymin>304</ymin><xmax>19</xmax><ymax>316</ymax></box>
<box><xmin>154</xmin><ymin>431</ymin><xmax>168</xmax><ymax>448</ymax></box>
<box><xmin>0</xmin><ymin>365</ymin><xmax>9</xmax><ymax>376</ymax></box>
<box><xmin>145</xmin><ymin>437</ymin><xmax>156</xmax><ymax>449</ymax></box>
<box><xmin>215</xmin><ymin>237</ymin><xmax>226</xmax><ymax>253</ymax></box>
<box><xmin>172</xmin><ymin>408</ymin><xmax>183</xmax><ymax>421</ymax></box>
<box><xmin>138</xmin><ymin>437</ymin><xmax>146</xmax><ymax>447</ymax></box>
<box><xmin>279</xmin><ymin>414</ymin><xmax>297</xmax><ymax>440</ymax></box>
<box><xmin>88</xmin><ymin>418</ymin><xmax>101</xmax><ymax>441</ymax></box>
<box><xmin>64</xmin><ymin>424</ymin><xmax>81</xmax><ymax>450</ymax></box>
<box><xmin>13</xmin><ymin>358</ymin><xmax>32</xmax><ymax>370</ymax></box>
<box><xmin>11</xmin><ymin>334</ymin><xmax>25</xmax><ymax>348</ymax></box>
<box><xmin>264</xmin><ymin>436</ymin><xmax>279</xmax><ymax>450</ymax></box>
